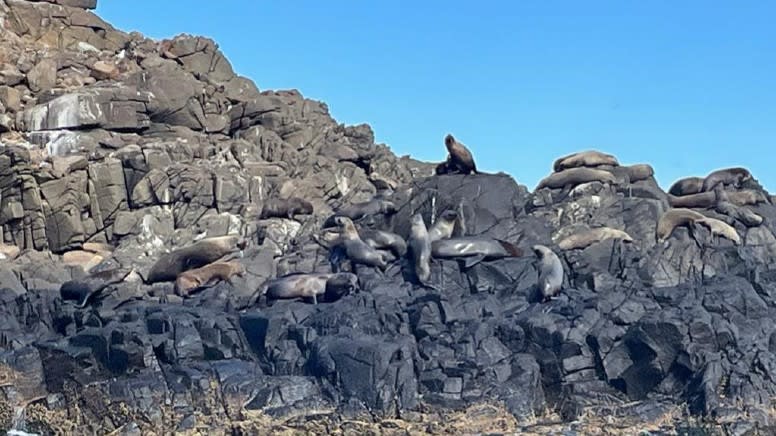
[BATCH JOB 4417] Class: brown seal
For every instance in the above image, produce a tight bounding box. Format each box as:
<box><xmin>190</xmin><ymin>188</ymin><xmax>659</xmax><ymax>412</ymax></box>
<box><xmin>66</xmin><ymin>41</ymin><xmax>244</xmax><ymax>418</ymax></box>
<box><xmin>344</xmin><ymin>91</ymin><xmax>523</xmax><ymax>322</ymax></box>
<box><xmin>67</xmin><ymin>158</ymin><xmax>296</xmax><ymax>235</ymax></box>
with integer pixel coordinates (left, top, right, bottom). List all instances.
<box><xmin>329</xmin><ymin>216</ymin><xmax>389</xmax><ymax>271</ymax></box>
<box><xmin>668</xmin><ymin>191</ymin><xmax>716</xmax><ymax>209</ymax></box>
<box><xmin>557</xmin><ymin>227</ymin><xmax>634</xmax><ymax>250</ymax></box>
<box><xmin>444</xmin><ymin>134</ymin><xmax>477</xmax><ymax>175</ymax></box>
<box><xmin>333</xmin><ymin>198</ymin><xmax>397</xmax><ymax>223</ymax></box>
<box><xmin>536</xmin><ymin>167</ymin><xmax>617</xmax><ymax>190</ymax></box>
<box><xmin>714</xmin><ymin>185</ymin><xmax>763</xmax><ymax>227</ymax></box>
<box><xmin>260</xmin><ymin>197</ymin><xmax>314</xmax><ymax>220</ymax></box>
<box><xmin>175</xmin><ymin>260</ymin><xmax>246</xmax><ymax>296</ymax></box>
<box><xmin>624</xmin><ymin>164</ymin><xmax>655</xmax><ymax>183</ymax></box>
<box><xmin>695</xmin><ymin>217</ymin><xmax>741</xmax><ymax>245</ymax></box>
<box><xmin>146</xmin><ymin>235</ymin><xmax>246</xmax><ymax>284</ymax></box>
<box><xmin>263</xmin><ymin>272</ymin><xmax>359</xmax><ymax>304</ymax></box>
<box><xmin>428</xmin><ymin>210</ymin><xmax>458</xmax><ymax>242</ymax></box>
<box><xmin>656</xmin><ymin>208</ymin><xmax>706</xmax><ymax>242</ymax></box>
<box><xmin>359</xmin><ymin>228</ymin><xmax>407</xmax><ymax>258</ymax></box>
<box><xmin>727</xmin><ymin>189</ymin><xmax>769</xmax><ymax>206</ymax></box>
<box><xmin>668</xmin><ymin>177</ymin><xmax>704</xmax><ymax>197</ymax></box>
<box><xmin>701</xmin><ymin>167</ymin><xmax>752</xmax><ymax>192</ymax></box>
<box><xmin>552</xmin><ymin>150</ymin><xmax>619</xmax><ymax>172</ymax></box>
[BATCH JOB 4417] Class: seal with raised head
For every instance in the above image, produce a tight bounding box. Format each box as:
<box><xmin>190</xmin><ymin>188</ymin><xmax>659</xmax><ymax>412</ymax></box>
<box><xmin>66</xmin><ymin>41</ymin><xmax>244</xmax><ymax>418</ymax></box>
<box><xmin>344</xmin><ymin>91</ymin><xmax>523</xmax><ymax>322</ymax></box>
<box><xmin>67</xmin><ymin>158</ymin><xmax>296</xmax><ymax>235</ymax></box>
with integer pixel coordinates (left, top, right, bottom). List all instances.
<box><xmin>557</xmin><ymin>227</ymin><xmax>634</xmax><ymax>251</ymax></box>
<box><xmin>260</xmin><ymin>197</ymin><xmax>314</xmax><ymax>220</ymax></box>
<box><xmin>263</xmin><ymin>272</ymin><xmax>359</xmax><ymax>304</ymax></box>
<box><xmin>431</xmin><ymin>236</ymin><xmax>523</xmax><ymax>268</ymax></box>
<box><xmin>668</xmin><ymin>177</ymin><xmax>704</xmax><ymax>197</ymax></box>
<box><xmin>702</xmin><ymin>167</ymin><xmax>752</xmax><ymax>192</ymax></box>
<box><xmin>536</xmin><ymin>167</ymin><xmax>617</xmax><ymax>190</ymax></box>
<box><xmin>146</xmin><ymin>235</ymin><xmax>246</xmax><ymax>284</ymax></box>
<box><xmin>428</xmin><ymin>210</ymin><xmax>458</xmax><ymax>242</ymax></box>
<box><xmin>175</xmin><ymin>260</ymin><xmax>246</xmax><ymax>297</ymax></box>
<box><xmin>533</xmin><ymin>245</ymin><xmax>563</xmax><ymax>303</ymax></box>
<box><xmin>552</xmin><ymin>150</ymin><xmax>619</xmax><ymax>172</ymax></box>
<box><xmin>408</xmin><ymin>213</ymin><xmax>432</xmax><ymax>285</ymax></box>
<box><xmin>444</xmin><ymin>134</ymin><xmax>477</xmax><ymax>175</ymax></box>
<box><xmin>329</xmin><ymin>216</ymin><xmax>388</xmax><ymax>271</ymax></box>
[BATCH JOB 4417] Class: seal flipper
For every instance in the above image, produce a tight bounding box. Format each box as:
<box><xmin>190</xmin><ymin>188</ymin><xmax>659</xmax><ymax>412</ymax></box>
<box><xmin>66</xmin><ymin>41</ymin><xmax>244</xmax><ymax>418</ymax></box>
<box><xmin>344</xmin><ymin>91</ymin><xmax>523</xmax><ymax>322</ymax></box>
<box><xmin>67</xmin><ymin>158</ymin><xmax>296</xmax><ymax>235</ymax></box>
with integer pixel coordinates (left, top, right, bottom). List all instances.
<box><xmin>462</xmin><ymin>254</ymin><xmax>486</xmax><ymax>269</ymax></box>
<box><xmin>496</xmin><ymin>239</ymin><xmax>523</xmax><ymax>257</ymax></box>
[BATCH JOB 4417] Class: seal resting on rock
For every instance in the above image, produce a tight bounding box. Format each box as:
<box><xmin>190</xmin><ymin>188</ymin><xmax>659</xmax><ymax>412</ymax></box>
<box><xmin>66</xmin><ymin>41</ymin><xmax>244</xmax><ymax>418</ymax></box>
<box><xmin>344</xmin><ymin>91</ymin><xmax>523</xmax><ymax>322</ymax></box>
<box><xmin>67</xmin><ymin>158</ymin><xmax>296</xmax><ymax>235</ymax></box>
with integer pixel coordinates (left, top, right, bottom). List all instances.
<box><xmin>624</xmin><ymin>164</ymin><xmax>655</xmax><ymax>183</ymax></box>
<box><xmin>327</xmin><ymin>198</ymin><xmax>397</xmax><ymax>225</ymax></box>
<box><xmin>359</xmin><ymin>228</ymin><xmax>407</xmax><ymax>258</ymax></box>
<box><xmin>702</xmin><ymin>167</ymin><xmax>752</xmax><ymax>192</ymax></box>
<box><xmin>329</xmin><ymin>216</ymin><xmax>388</xmax><ymax>271</ymax></box>
<box><xmin>695</xmin><ymin>216</ymin><xmax>741</xmax><ymax>245</ymax></box>
<box><xmin>727</xmin><ymin>189</ymin><xmax>769</xmax><ymax>206</ymax></box>
<box><xmin>260</xmin><ymin>197</ymin><xmax>314</xmax><ymax>220</ymax></box>
<box><xmin>668</xmin><ymin>176</ymin><xmax>704</xmax><ymax>197</ymax></box>
<box><xmin>408</xmin><ymin>213</ymin><xmax>432</xmax><ymax>286</ymax></box>
<box><xmin>60</xmin><ymin>268</ymin><xmax>133</xmax><ymax>308</ymax></box>
<box><xmin>428</xmin><ymin>210</ymin><xmax>458</xmax><ymax>242</ymax></box>
<box><xmin>146</xmin><ymin>235</ymin><xmax>246</xmax><ymax>284</ymax></box>
<box><xmin>714</xmin><ymin>185</ymin><xmax>763</xmax><ymax>227</ymax></box>
<box><xmin>431</xmin><ymin>236</ymin><xmax>523</xmax><ymax>268</ymax></box>
<box><xmin>444</xmin><ymin>134</ymin><xmax>477</xmax><ymax>174</ymax></box>
<box><xmin>174</xmin><ymin>260</ymin><xmax>246</xmax><ymax>297</ymax></box>
<box><xmin>668</xmin><ymin>191</ymin><xmax>716</xmax><ymax>209</ymax></box>
<box><xmin>557</xmin><ymin>227</ymin><xmax>634</xmax><ymax>250</ymax></box>
<box><xmin>536</xmin><ymin>167</ymin><xmax>617</xmax><ymax>190</ymax></box>
<box><xmin>533</xmin><ymin>245</ymin><xmax>563</xmax><ymax>303</ymax></box>
<box><xmin>656</xmin><ymin>208</ymin><xmax>706</xmax><ymax>242</ymax></box>
<box><xmin>552</xmin><ymin>150</ymin><xmax>619</xmax><ymax>172</ymax></box>
<box><xmin>262</xmin><ymin>272</ymin><xmax>359</xmax><ymax>304</ymax></box>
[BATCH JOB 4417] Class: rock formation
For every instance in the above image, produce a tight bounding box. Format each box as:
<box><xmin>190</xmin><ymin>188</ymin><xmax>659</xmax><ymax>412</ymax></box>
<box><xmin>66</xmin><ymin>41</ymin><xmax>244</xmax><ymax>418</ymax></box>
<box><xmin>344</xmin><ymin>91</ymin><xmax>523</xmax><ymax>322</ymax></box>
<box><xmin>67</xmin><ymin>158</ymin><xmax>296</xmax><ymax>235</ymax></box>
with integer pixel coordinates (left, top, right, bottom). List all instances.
<box><xmin>0</xmin><ymin>1</ymin><xmax>774</xmax><ymax>434</ymax></box>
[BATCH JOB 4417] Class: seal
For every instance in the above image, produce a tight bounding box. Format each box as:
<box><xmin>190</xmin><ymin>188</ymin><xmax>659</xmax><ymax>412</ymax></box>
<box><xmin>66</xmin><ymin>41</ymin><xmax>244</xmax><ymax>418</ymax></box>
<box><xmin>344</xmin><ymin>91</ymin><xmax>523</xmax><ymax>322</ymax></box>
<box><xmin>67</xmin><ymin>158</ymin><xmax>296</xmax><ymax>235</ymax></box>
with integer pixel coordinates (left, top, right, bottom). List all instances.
<box><xmin>668</xmin><ymin>177</ymin><xmax>704</xmax><ymax>197</ymax></box>
<box><xmin>656</xmin><ymin>208</ymin><xmax>706</xmax><ymax>242</ymax></box>
<box><xmin>533</xmin><ymin>245</ymin><xmax>563</xmax><ymax>303</ymax></box>
<box><xmin>695</xmin><ymin>216</ymin><xmax>741</xmax><ymax>245</ymax></box>
<box><xmin>329</xmin><ymin>216</ymin><xmax>389</xmax><ymax>271</ymax></box>
<box><xmin>146</xmin><ymin>235</ymin><xmax>247</xmax><ymax>284</ymax></box>
<box><xmin>431</xmin><ymin>236</ymin><xmax>523</xmax><ymax>268</ymax></box>
<box><xmin>330</xmin><ymin>198</ymin><xmax>398</xmax><ymax>224</ymax></box>
<box><xmin>408</xmin><ymin>213</ymin><xmax>432</xmax><ymax>285</ymax></box>
<box><xmin>428</xmin><ymin>210</ymin><xmax>458</xmax><ymax>242</ymax></box>
<box><xmin>668</xmin><ymin>191</ymin><xmax>716</xmax><ymax>209</ymax></box>
<box><xmin>263</xmin><ymin>272</ymin><xmax>359</xmax><ymax>304</ymax></box>
<box><xmin>714</xmin><ymin>185</ymin><xmax>763</xmax><ymax>227</ymax></box>
<box><xmin>536</xmin><ymin>167</ymin><xmax>617</xmax><ymax>190</ymax></box>
<box><xmin>60</xmin><ymin>267</ymin><xmax>132</xmax><ymax>308</ymax></box>
<box><xmin>624</xmin><ymin>164</ymin><xmax>655</xmax><ymax>183</ymax></box>
<box><xmin>444</xmin><ymin>134</ymin><xmax>477</xmax><ymax>174</ymax></box>
<box><xmin>260</xmin><ymin>197</ymin><xmax>314</xmax><ymax>220</ymax></box>
<box><xmin>702</xmin><ymin>167</ymin><xmax>752</xmax><ymax>192</ymax></box>
<box><xmin>552</xmin><ymin>150</ymin><xmax>619</xmax><ymax>172</ymax></box>
<box><xmin>359</xmin><ymin>228</ymin><xmax>407</xmax><ymax>258</ymax></box>
<box><xmin>557</xmin><ymin>227</ymin><xmax>634</xmax><ymax>250</ymax></box>
<box><xmin>727</xmin><ymin>189</ymin><xmax>769</xmax><ymax>207</ymax></box>
<box><xmin>174</xmin><ymin>260</ymin><xmax>246</xmax><ymax>297</ymax></box>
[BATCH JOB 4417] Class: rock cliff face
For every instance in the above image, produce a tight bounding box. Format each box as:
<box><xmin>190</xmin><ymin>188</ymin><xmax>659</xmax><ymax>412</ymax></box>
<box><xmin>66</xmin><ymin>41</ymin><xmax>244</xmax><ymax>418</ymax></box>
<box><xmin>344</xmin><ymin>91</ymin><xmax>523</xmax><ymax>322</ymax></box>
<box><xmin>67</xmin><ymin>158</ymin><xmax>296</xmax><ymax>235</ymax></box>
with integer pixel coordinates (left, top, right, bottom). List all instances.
<box><xmin>0</xmin><ymin>1</ymin><xmax>775</xmax><ymax>434</ymax></box>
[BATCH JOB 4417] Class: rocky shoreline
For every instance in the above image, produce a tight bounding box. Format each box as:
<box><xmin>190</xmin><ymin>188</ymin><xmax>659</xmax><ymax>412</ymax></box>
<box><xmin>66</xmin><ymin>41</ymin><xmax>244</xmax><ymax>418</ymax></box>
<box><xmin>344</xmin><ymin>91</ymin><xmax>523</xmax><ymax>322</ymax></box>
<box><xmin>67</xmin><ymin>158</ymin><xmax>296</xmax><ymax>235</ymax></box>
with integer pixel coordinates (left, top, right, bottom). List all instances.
<box><xmin>0</xmin><ymin>1</ymin><xmax>775</xmax><ymax>434</ymax></box>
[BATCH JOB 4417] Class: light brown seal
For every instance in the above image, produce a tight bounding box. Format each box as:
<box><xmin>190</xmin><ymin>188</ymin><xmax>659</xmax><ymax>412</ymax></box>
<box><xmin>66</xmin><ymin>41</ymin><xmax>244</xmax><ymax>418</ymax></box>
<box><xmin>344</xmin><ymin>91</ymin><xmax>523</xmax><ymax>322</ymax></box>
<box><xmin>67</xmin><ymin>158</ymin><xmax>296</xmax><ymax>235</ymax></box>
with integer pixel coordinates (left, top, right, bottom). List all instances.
<box><xmin>668</xmin><ymin>177</ymin><xmax>704</xmax><ymax>197</ymax></box>
<box><xmin>533</xmin><ymin>245</ymin><xmax>563</xmax><ymax>303</ymax></box>
<box><xmin>557</xmin><ymin>227</ymin><xmax>634</xmax><ymax>250</ymax></box>
<box><xmin>409</xmin><ymin>213</ymin><xmax>432</xmax><ymax>285</ymax></box>
<box><xmin>444</xmin><ymin>134</ymin><xmax>477</xmax><ymax>174</ymax></box>
<box><xmin>695</xmin><ymin>216</ymin><xmax>741</xmax><ymax>245</ymax></box>
<box><xmin>702</xmin><ymin>167</ymin><xmax>752</xmax><ymax>192</ymax></box>
<box><xmin>536</xmin><ymin>167</ymin><xmax>617</xmax><ymax>190</ymax></box>
<box><xmin>428</xmin><ymin>210</ymin><xmax>458</xmax><ymax>242</ymax></box>
<box><xmin>552</xmin><ymin>150</ymin><xmax>619</xmax><ymax>172</ymax></box>
<box><xmin>727</xmin><ymin>189</ymin><xmax>769</xmax><ymax>206</ymax></box>
<box><xmin>714</xmin><ymin>185</ymin><xmax>763</xmax><ymax>227</ymax></box>
<box><xmin>146</xmin><ymin>235</ymin><xmax>246</xmax><ymax>284</ymax></box>
<box><xmin>175</xmin><ymin>261</ymin><xmax>246</xmax><ymax>297</ymax></box>
<box><xmin>656</xmin><ymin>208</ymin><xmax>706</xmax><ymax>242</ymax></box>
<box><xmin>260</xmin><ymin>197</ymin><xmax>314</xmax><ymax>220</ymax></box>
<box><xmin>263</xmin><ymin>272</ymin><xmax>359</xmax><ymax>304</ymax></box>
<box><xmin>625</xmin><ymin>164</ymin><xmax>655</xmax><ymax>183</ymax></box>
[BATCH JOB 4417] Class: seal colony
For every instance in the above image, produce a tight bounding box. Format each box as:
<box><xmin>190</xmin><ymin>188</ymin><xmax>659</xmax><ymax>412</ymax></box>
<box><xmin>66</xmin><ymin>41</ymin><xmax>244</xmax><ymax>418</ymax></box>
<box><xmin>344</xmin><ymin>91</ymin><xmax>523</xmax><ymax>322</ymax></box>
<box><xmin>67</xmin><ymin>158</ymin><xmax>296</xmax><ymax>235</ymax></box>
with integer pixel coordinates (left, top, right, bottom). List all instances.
<box><xmin>60</xmin><ymin>137</ymin><xmax>770</xmax><ymax>309</ymax></box>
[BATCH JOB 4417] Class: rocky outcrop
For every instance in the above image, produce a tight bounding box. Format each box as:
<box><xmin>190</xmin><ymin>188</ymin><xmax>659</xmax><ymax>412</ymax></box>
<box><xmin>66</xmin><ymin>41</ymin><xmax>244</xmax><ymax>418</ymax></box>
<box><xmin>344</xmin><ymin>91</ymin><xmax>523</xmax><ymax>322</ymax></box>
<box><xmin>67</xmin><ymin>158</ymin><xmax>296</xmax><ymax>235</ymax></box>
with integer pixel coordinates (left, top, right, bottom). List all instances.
<box><xmin>0</xmin><ymin>0</ymin><xmax>774</xmax><ymax>434</ymax></box>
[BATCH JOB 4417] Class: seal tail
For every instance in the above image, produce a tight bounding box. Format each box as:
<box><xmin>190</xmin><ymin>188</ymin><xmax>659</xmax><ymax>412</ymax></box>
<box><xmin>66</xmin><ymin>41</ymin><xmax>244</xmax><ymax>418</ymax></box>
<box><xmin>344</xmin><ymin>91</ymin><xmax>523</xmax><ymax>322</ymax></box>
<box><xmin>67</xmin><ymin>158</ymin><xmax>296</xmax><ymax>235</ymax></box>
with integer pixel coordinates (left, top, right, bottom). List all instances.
<box><xmin>497</xmin><ymin>240</ymin><xmax>523</xmax><ymax>257</ymax></box>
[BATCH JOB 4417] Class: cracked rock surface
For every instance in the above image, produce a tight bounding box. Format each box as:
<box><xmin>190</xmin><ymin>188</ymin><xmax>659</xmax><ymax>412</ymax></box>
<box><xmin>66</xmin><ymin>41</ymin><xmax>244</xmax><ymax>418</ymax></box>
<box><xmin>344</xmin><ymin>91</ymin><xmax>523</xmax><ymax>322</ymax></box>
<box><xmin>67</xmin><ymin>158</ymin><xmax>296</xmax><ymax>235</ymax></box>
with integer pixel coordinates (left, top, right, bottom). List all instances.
<box><xmin>0</xmin><ymin>0</ymin><xmax>775</xmax><ymax>434</ymax></box>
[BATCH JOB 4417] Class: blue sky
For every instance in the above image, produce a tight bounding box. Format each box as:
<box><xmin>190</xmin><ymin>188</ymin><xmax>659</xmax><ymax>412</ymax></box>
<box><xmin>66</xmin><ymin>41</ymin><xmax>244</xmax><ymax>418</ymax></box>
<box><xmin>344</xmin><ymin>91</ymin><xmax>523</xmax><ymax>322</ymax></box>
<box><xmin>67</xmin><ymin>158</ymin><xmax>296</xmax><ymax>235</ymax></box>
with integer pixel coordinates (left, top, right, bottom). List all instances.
<box><xmin>96</xmin><ymin>1</ymin><xmax>776</xmax><ymax>192</ymax></box>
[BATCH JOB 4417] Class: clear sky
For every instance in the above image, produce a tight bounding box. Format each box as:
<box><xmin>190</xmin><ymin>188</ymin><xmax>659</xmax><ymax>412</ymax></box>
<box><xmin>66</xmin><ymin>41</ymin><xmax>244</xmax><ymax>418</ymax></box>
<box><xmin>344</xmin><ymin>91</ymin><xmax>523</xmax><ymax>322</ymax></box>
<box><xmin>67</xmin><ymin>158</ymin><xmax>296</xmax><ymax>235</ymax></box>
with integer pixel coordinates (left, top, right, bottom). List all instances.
<box><xmin>96</xmin><ymin>1</ymin><xmax>776</xmax><ymax>192</ymax></box>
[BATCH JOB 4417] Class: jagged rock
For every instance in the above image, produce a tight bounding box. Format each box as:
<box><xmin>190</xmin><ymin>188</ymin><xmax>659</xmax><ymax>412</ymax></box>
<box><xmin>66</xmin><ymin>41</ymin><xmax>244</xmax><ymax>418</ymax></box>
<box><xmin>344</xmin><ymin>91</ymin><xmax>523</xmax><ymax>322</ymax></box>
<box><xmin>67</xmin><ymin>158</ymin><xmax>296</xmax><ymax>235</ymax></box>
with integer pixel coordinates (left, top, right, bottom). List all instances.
<box><xmin>26</xmin><ymin>58</ymin><xmax>57</xmax><ymax>93</ymax></box>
